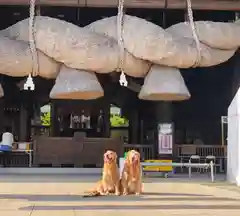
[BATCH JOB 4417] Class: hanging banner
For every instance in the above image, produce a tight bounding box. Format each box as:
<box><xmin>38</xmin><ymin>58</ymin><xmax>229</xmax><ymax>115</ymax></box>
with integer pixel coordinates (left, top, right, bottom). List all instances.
<box><xmin>158</xmin><ymin>123</ymin><xmax>173</xmax><ymax>155</ymax></box>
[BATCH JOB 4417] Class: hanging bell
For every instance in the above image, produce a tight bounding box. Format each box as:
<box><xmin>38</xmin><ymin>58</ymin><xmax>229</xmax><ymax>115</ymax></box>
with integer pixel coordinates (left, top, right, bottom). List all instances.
<box><xmin>0</xmin><ymin>84</ymin><xmax>4</xmax><ymax>98</ymax></box>
<box><xmin>50</xmin><ymin>66</ymin><xmax>104</xmax><ymax>100</ymax></box>
<box><xmin>138</xmin><ymin>65</ymin><xmax>191</xmax><ymax>101</ymax></box>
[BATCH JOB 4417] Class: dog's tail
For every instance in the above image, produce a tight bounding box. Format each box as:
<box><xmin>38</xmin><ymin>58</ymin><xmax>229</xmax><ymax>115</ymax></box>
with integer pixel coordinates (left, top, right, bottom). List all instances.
<box><xmin>82</xmin><ymin>181</ymin><xmax>102</xmax><ymax>198</ymax></box>
<box><xmin>82</xmin><ymin>190</ymin><xmax>101</xmax><ymax>198</ymax></box>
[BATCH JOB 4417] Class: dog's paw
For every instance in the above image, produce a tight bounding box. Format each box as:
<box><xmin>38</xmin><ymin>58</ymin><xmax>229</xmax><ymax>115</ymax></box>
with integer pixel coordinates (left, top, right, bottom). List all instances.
<box><xmin>115</xmin><ymin>191</ymin><xmax>121</xmax><ymax>196</ymax></box>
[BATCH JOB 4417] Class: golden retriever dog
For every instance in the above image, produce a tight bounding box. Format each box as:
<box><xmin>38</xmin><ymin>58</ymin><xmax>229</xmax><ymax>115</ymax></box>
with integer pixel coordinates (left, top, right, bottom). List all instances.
<box><xmin>83</xmin><ymin>150</ymin><xmax>120</xmax><ymax>197</ymax></box>
<box><xmin>120</xmin><ymin>150</ymin><xmax>142</xmax><ymax>195</ymax></box>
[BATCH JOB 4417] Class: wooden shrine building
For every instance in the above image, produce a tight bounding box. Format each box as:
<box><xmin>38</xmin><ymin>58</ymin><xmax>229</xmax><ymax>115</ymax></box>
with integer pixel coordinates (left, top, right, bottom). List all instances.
<box><xmin>0</xmin><ymin>0</ymin><xmax>238</xmax><ymax>168</ymax></box>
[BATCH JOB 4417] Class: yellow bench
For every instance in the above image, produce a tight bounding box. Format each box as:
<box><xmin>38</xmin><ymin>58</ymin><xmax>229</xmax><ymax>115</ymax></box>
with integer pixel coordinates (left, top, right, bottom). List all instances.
<box><xmin>143</xmin><ymin>159</ymin><xmax>173</xmax><ymax>172</ymax></box>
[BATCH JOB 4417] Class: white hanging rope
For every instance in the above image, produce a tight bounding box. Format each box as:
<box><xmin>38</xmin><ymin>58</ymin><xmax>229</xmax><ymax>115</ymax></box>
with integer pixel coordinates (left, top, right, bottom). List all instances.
<box><xmin>117</xmin><ymin>0</ymin><xmax>128</xmax><ymax>87</ymax></box>
<box><xmin>186</xmin><ymin>0</ymin><xmax>201</xmax><ymax>67</ymax></box>
<box><xmin>24</xmin><ymin>0</ymin><xmax>38</xmax><ymax>91</ymax></box>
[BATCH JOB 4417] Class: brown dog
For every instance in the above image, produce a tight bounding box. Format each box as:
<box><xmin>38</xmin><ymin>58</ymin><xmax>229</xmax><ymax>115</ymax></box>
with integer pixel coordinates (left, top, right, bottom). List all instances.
<box><xmin>84</xmin><ymin>150</ymin><xmax>120</xmax><ymax>197</ymax></box>
<box><xmin>120</xmin><ymin>150</ymin><xmax>142</xmax><ymax>195</ymax></box>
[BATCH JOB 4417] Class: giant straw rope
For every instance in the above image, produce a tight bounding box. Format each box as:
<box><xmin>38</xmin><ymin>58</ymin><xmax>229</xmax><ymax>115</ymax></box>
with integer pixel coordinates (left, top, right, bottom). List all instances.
<box><xmin>0</xmin><ymin>0</ymin><xmax>239</xmax><ymax>100</ymax></box>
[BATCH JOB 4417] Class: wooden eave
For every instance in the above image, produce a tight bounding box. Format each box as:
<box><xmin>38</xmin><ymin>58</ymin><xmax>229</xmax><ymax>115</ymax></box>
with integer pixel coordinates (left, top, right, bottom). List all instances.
<box><xmin>0</xmin><ymin>0</ymin><xmax>239</xmax><ymax>10</ymax></box>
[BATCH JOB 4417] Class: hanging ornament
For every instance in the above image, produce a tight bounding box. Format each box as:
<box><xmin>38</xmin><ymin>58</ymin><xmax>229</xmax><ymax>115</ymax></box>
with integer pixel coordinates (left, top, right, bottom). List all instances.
<box><xmin>24</xmin><ymin>74</ymin><xmax>35</xmax><ymax>91</ymax></box>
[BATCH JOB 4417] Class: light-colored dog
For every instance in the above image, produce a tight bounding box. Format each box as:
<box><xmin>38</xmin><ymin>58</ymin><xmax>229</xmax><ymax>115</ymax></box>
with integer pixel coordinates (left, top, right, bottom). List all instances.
<box><xmin>121</xmin><ymin>150</ymin><xmax>142</xmax><ymax>195</ymax></box>
<box><xmin>84</xmin><ymin>150</ymin><xmax>120</xmax><ymax>197</ymax></box>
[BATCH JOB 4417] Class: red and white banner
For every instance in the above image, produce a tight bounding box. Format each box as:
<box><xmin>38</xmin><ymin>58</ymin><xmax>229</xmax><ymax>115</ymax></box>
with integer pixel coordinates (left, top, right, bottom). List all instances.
<box><xmin>158</xmin><ymin>123</ymin><xmax>173</xmax><ymax>155</ymax></box>
<box><xmin>158</xmin><ymin>134</ymin><xmax>173</xmax><ymax>154</ymax></box>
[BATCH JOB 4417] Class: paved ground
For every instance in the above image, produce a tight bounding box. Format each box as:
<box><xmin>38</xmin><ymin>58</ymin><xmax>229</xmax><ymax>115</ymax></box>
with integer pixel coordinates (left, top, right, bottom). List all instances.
<box><xmin>0</xmin><ymin>174</ymin><xmax>240</xmax><ymax>216</ymax></box>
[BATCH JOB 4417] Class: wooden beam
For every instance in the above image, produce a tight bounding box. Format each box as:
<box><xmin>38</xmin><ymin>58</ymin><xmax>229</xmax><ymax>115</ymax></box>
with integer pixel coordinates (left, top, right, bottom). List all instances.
<box><xmin>0</xmin><ymin>0</ymin><xmax>238</xmax><ymax>10</ymax></box>
<box><xmin>123</xmin><ymin>0</ymin><xmax>165</xmax><ymax>8</ymax></box>
<box><xmin>86</xmin><ymin>0</ymin><xmax>117</xmax><ymax>7</ymax></box>
<box><xmin>0</xmin><ymin>0</ymin><xmax>30</xmax><ymax>5</ymax></box>
<box><xmin>40</xmin><ymin>0</ymin><xmax>85</xmax><ymax>6</ymax></box>
<box><xmin>0</xmin><ymin>0</ymin><xmax>86</xmax><ymax>6</ymax></box>
<box><xmin>167</xmin><ymin>0</ymin><xmax>240</xmax><ymax>11</ymax></box>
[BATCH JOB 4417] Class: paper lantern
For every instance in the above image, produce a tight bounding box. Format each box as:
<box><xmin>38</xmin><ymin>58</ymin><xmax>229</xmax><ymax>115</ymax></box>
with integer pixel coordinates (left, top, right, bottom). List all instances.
<box><xmin>138</xmin><ymin>65</ymin><xmax>190</xmax><ymax>101</ymax></box>
<box><xmin>50</xmin><ymin>66</ymin><xmax>104</xmax><ymax>100</ymax></box>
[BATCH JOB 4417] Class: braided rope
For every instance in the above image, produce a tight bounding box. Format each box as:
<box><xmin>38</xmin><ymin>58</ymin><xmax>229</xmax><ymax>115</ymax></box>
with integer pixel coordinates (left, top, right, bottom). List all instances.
<box><xmin>117</xmin><ymin>0</ymin><xmax>128</xmax><ymax>87</ymax></box>
<box><xmin>186</xmin><ymin>0</ymin><xmax>201</xmax><ymax>67</ymax></box>
<box><xmin>29</xmin><ymin>0</ymin><xmax>38</xmax><ymax>77</ymax></box>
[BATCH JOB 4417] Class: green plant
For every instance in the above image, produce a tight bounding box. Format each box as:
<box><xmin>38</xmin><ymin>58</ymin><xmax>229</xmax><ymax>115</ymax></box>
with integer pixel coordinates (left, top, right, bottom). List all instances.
<box><xmin>41</xmin><ymin>111</ymin><xmax>51</xmax><ymax>126</ymax></box>
<box><xmin>110</xmin><ymin>114</ymin><xmax>129</xmax><ymax>127</ymax></box>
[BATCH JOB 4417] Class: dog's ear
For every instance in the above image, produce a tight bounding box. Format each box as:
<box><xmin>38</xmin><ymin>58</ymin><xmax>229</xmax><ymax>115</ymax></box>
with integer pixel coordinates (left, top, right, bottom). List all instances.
<box><xmin>103</xmin><ymin>151</ymin><xmax>109</xmax><ymax>162</ymax></box>
<box><xmin>113</xmin><ymin>152</ymin><xmax>118</xmax><ymax>161</ymax></box>
<box><xmin>125</xmin><ymin>150</ymin><xmax>132</xmax><ymax>164</ymax></box>
<box><xmin>136</xmin><ymin>151</ymin><xmax>140</xmax><ymax>161</ymax></box>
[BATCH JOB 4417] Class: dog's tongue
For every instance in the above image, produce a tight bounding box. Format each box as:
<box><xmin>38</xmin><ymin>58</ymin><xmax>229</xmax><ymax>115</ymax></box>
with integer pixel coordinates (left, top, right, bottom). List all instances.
<box><xmin>104</xmin><ymin>154</ymin><xmax>111</xmax><ymax>163</ymax></box>
<box><xmin>132</xmin><ymin>154</ymin><xmax>138</xmax><ymax>164</ymax></box>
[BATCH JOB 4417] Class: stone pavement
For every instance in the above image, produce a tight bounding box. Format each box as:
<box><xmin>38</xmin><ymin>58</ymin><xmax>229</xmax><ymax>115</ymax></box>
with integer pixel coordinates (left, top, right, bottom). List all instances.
<box><xmin>0</xmin><ymin>174</ymin><xmax>240</xmax><ymax>216</ymax></box>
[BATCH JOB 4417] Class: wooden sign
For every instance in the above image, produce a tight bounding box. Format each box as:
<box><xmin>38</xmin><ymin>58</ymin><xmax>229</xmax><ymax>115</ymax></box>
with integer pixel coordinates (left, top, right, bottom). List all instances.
<box><xmin>158</xmin><ymin>123</ymin><xmax>173</xmax><ymax>155</ymax></box>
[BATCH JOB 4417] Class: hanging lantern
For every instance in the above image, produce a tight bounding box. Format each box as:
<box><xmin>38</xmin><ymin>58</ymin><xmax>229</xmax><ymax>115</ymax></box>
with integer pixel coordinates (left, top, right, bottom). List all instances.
<box><xmin>138</xmin><ymin>65</ymin><xmax>191</xmax><ymax>101</ymax></box>
<box><xmin>50</xmin><ymin>66</ymin><xmax>104</xmax><ymax>100</ymax></box>
<box><xmin>0</xmin><ymin>84</ymin><xmax>4</xmax><ymax>98</ymax></box>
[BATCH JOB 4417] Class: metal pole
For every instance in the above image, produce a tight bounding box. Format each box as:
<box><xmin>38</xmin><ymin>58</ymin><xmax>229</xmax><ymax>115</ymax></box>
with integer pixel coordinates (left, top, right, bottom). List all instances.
<box><xmin>210</xmin><ymin>161</ymin><xmax>214</xmax><ymax>183</ymax></box>
<box><xmin>188</xmin><ymin>159</ymin><xmax>192</xmax><ymax>179</ymax></box>
<box><xmin>221</xmin><ymin>118</ymin><xmax>224</xmax><ymax>146</ymax></box>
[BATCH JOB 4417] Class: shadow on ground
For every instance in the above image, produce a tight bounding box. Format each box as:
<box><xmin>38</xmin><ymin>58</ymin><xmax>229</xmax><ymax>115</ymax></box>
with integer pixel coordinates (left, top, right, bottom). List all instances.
<box><xmin>0</xmin><ymin>174</ymin><xmax>100</xmax><ymax>183</ymax></box>
<box><xmin>20</xmin><ymin>204</ymin><xmax>240</xmax><ymax>211</ymax></box>
<box><xmin>0</xmin><ymin>174</ymin><xmax>227</xmax><ymax>183</ymax></box>
<box><xmin>0</xmin><ymin>192</ymin><xmax>237</xmax><ymax>202</ymax></box>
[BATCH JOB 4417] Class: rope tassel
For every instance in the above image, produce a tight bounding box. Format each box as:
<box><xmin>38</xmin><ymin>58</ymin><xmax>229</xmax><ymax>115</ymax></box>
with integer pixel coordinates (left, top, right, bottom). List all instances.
<box><xmin>24</xmin><ymin>0</ymin><xmax>38</xmax><ymax>91</ymax></box>
<box><xmin>117</xmin><ymin>0</ymin><xmax>128</xmax><ymax>87</ymax></box>
<box><xmin>119</xmin><ymin>71</ymin><xmax>128</xmax><ymax>87</ymax></box>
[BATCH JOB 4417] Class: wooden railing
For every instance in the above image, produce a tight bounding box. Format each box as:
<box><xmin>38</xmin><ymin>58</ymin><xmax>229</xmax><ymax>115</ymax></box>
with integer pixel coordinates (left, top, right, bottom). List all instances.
<box><xmin>123</xmin><ymin>144</ymin><xmax>154</xmax><ymax>160</ymax></box>
<box><xmin>123</xmin><ymin>144</ymin><xmax>227</xmax><ymax>160</ymax></box>
<box><xmin>176</xmin><ymin>144</ymin><xmax>227</xmax><ymax>158</ymax></box>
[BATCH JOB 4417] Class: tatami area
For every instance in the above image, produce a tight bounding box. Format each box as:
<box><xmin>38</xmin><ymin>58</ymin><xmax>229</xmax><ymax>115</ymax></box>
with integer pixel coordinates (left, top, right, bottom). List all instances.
<box><xmin>0</xmin><ymin>174</ymin><xmax>239</xmax><ymax>216</ymax></box>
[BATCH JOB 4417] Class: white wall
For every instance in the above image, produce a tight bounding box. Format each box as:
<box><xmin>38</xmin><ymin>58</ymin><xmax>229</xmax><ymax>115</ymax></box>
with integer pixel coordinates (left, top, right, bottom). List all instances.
<box><xmin>227</xmin><ymin>87</ymin><xmax>240</xmax><ymax>185</ymax></box>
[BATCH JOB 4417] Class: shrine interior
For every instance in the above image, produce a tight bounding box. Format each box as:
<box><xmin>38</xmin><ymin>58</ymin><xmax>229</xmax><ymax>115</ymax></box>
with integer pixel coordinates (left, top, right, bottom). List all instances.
<box><xmin>0</xmin><ymin>5</ymin><xmax>238</xmax><ymax>150</ymax></box>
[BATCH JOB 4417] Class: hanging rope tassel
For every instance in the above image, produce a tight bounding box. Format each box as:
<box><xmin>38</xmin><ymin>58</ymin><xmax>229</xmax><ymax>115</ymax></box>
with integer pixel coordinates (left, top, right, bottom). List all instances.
<box><xmin>24</xmin><ymin>74</ymin><xmax>35</xmax><ymax>91</ymax></box>
<box><xmin>117</xmin><ymin>0</ymin><xmax>128</xmax><ymax>87</ymax></box>
<box><xmin>24</xmin><ymin>0</ymin><xmax>38</xmax><ymax>91</ymax></box>
<box><xmin>119</xmin><ymin>70</ymin><xmax>128</xmax><ymax>87</ymax></box>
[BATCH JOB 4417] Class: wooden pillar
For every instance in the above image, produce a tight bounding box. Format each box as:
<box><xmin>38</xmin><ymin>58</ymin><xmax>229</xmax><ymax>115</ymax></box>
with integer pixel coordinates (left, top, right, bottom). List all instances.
<box><xmin>19</xmin><ymin>104</ymin><xmax>28</xmax><ymax>141</ymax></box>
<box><xmin>139</xmin><ymin>118</ymin><xmax>144</xmax><ymax>144</ymax></box>
<box><xmin>103</xmin><ymin>103</ymin><xmax>110</xmax><ymax>138</ymax></box>
<box><xmin>50</xmin><ymin>101</ymin><xmax>59</xmax><ymax>137</ymax></box>
<box><xmin>129</xmin><ymin>110</ymin><xmax>139</xmax><ymax>144</ymax></box>
<box><xmin>0</xmin><ymin>99</ymin><xmax>4</xmax><ymax>135</ymax></box>
<box><xmin>155</xmin><ymin>102</ymin><xmax>174</xmax><ymax>159</ymax></box>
